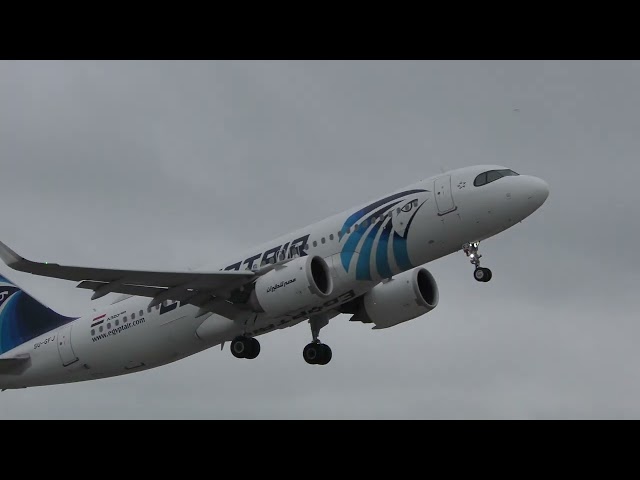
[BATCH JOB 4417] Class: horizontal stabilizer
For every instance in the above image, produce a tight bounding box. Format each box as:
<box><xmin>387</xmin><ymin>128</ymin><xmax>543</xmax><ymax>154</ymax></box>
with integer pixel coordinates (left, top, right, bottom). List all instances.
<box><xmin>0</xmin><ymin>354</ymin><xmax>30</xmax><ymax>375</ymax></box>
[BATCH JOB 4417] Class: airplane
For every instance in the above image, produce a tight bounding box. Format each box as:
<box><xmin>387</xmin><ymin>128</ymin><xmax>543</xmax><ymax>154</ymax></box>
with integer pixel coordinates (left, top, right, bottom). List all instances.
<box><xmin>0</xmin><ymin>165</ymin><xmax>549</xmax><ymax>390</ymax></box>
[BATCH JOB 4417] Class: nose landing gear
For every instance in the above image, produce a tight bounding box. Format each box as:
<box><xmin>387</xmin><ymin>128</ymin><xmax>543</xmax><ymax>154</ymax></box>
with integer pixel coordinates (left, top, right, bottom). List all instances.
<box><xmin>463</xmin><ymin>242</ymin><xmax>492</xmax><ymax>282</ymax></box>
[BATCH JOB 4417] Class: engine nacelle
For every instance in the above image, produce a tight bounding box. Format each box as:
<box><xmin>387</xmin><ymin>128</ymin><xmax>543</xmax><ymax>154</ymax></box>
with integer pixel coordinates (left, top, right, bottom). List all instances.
<box><xmin>352</xmin><ymin>267</ymin><xmax>439</xmax><ymax>329</ymax></box>
<box><xmin>248</xmin><ymin>255</ymin><xmax>334</xmax><ymax>318</ymax></box>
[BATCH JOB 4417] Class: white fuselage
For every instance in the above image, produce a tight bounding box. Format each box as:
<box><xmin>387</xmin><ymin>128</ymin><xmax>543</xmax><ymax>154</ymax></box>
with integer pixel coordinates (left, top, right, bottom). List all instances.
<box><xmin>0</xmin><ymin>165</ymin><xmax>549</xmax><ymax>389</ymax></box>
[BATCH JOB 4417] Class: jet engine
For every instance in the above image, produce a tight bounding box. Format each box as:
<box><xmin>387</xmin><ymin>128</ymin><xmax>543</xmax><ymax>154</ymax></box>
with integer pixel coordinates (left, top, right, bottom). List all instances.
<box><xmin>350</xmin><ymin>267</ymin><xmax>439</xmax><ymax>329</ymax></box>
<box><xmin>248</xmin><ymin>255</ymin><xmax>333</xmax><ymax>318</ymax></box>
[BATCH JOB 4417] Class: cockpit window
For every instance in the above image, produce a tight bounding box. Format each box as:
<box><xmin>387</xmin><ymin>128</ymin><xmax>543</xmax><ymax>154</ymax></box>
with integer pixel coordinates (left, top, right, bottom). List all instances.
<box><xmin>474</xmin><ymin>172</ymin><xmax>487</xmax><ymax>186</ymax></box>
<box><xmin>486</xmin><ymin>170</ymin><xmax>503</xmax><ymax>183</ymax></box>
<box><xmin>474</xmin><ymin>169</ymin><xmax>519</xmax><ymax>187</ymax></box>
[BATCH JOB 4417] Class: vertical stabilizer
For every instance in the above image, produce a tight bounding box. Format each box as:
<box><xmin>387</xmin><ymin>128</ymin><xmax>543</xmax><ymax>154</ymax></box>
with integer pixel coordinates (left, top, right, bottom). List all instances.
<box><xmin>0</xmin><ymin>274</ymin><xmax>77</xmax><ymax>355</ymax></box>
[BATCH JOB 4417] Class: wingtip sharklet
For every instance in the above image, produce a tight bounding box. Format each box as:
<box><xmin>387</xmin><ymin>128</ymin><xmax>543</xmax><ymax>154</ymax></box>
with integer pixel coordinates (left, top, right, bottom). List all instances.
<box><xmin>0</xmin><ymin>241</ymin><xmax>24</xmax><ymax>267</ymax></box>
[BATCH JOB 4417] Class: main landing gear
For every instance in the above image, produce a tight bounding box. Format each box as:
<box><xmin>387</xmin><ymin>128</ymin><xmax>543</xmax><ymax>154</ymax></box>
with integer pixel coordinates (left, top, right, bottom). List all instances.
<box><xmin>303</xmin><ymin>315</ymin><xmax>332</xmax><ymax>365</ymax></box>
<box><xmin>230</xmin><ymin>335</ymin><xmax>261</xmax><ymax>359</ymax></box>
<box><xmin>230</xmin><ymin>314</ymin><xmax>335</xmax><ymax>365</ymax></box>
<box><xmin>463</xmin><ymin>241</ymin><xmax>492</xmax><ymax>283</ymax></box>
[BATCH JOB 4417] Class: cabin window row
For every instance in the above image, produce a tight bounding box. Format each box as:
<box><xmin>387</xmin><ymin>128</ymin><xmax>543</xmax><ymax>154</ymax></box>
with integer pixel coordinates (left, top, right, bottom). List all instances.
<box><xmin>90</xmin><ymin>305</ymin><xmax>168</xmax><ymax>336</ymax></box>
<box><xmin>251</xmin><ymin>199</ymin><xmax>420</xmax><ymax>267</ymax></box>
<box><xmin>309</xmin><ymin>199</ymin><xmax>419</xmax><ymax>248</ymax></box>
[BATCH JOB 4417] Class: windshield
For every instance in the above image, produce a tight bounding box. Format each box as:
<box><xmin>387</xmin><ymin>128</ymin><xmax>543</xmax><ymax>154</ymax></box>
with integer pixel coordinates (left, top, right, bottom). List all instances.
<box><xmin>474</xmin><ymin>169</ymin><xmax>519</xmax><ymax>187</ymax></box>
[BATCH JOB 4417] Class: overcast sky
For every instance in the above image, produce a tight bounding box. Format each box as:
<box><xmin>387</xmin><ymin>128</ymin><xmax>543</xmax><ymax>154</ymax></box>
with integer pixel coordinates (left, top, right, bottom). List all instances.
<box><xmin>0</xmin><ymin>60</ymin><xmax>638</xmax><ymax>419</ymax></box>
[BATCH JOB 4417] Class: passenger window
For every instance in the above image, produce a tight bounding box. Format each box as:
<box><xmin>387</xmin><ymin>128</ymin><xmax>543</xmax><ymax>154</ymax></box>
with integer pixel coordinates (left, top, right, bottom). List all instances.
<box><xmin>304</xmin><ymin>244</ymin><xmax>309</xmax><ymax>251</ymax></box>
<box><xmin>329</xmin><ymin>234</ymin><xmax>334</xmax><ymax>241</ymax></box>
<box><xmin>413</xmin><ymin>200</ymin><xmax>418</xmax><ymax>207</ymax></box>
<box><xmin>313</xmin><ymin>241</ymin><xmax>317</xmax><ymax>247</ymax></box>
<box><xmin>124</xmin><ymin>316</ymin><xmax>128</xmax><ymax>322</ymax></box>
<box><xmin>115</xmin><ymin>320</ymin><xmax>119</xmax><ymax>326</ymax></box>
<box><xmin>131</xmin><ymin>313</ymin><xmax>135</xmax><ymax>320</ymax></box>
<box><xmin>396</xmin><ymin>208</ymin><xmax>401</xmax><ymax>215</ymax></box>
<box><xmin>321</xmin><ymin>237</ymin><xmax>326</xmax><ymax>244</ymax></box>
<box><xmin>107</xmin><ymin>323</ymin><xmax>111</xmax><ymax>329</ymax></box>
<box><xmin>91</xmin><ymin>329</ymin><xmax>95</xmax><ymax>336</ymax></box>
<box><xmin>139</xmin><ymin>310</ymin><xmax>143</xmax><ymax>316</ymax></box>
<box><xmin>99</xmin><ymin>326</ymin><xmax>104</xmax><ymax>332</ymax></box>
<box><xmin>147</xmin><ymin>307</ymin><xmax>152</xmax><ymax>313</ymax></box>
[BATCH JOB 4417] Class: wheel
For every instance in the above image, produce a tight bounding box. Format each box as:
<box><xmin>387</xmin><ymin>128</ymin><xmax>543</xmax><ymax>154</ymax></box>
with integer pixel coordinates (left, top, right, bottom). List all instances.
<box><xmin>245</xmin><ymin>337</ymin><xmax>261</xmax><ymax>359</ymax></box>
<box><xmin>318</xmin><ymin>344</ymin><xmax>332</xmax><ymax>365</ymax></box>
<box><xmin>231</xmin><ymin>336</ymin><xmax>250</xmax><ymax>359</ymax></box>
<box><xmin>303</xmin><ymin>343</ymin><xmax>332</xmax><ymax>365</ymax></box>
<box><xmin>303</xmin><ymin>343</ymin><xmax>322</xmax><ymax>365</ymax></box>
<box><xmin>474</xmin><ymin>267</ymin><xmax>492</xmax><ymax>282</ymax></box>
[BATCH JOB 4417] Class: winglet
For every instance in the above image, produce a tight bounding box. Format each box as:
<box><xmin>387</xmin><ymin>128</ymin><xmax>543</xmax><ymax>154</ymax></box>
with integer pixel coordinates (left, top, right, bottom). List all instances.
<box><xmin>0</xmin><ymin>241</ymin><xmax>24</xmax><ymax>268</ymax></box>
<box><xmin>0</xmin><ymin>241</ymin><xmax>55</xmax><ymax>275</ymax></box>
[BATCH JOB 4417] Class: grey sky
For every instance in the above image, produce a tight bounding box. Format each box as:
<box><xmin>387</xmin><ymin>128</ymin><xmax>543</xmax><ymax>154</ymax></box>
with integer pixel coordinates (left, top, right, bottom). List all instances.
<box><xmin>0</xmin><ymin>60</ymin><xmax>638</xmax><ymax>419</ymax></box>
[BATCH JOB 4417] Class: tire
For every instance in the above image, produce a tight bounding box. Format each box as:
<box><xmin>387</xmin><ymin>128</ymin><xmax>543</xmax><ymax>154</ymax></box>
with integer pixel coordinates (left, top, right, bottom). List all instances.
<box><xmin>245</xmin><ymin>337</ymin><xmax>261</xmax><ymax>359</ymax></box>
<box><xmin>318</xmin><ymin>344</ymin><xmax>332</xmax><ymax>365</ymax></box>
<box><xmin>303</xmin><ymin>343</ymin><xmax>321</xmax><ymax>364</ymax></box>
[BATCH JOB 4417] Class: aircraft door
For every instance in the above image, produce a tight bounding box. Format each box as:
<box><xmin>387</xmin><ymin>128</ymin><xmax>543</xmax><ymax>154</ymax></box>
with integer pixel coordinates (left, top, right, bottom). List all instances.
<box><xmin>434</xmin><ymin>175</ymin><xmax>457</xmax><ymax>215</ymax></box>
<box><xmin>57</xmin><ymin>323</ymin><xmax>79</xmax><ymax>367</ymax></box>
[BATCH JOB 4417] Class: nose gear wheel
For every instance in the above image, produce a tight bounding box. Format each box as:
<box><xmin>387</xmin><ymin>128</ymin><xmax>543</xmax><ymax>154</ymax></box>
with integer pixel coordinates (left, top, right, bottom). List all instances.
<box><xmin>463</xmin><ymin>242</ymin><xmax>492</xmax><ymax>282</ymax></box>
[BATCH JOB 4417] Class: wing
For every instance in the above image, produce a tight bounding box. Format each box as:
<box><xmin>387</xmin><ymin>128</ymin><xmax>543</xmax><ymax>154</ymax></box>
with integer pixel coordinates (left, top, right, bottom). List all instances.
<box><xmin>0</xmin><ymin>241</ymin><xmax>261</xmax><ymax>321</ymax></box>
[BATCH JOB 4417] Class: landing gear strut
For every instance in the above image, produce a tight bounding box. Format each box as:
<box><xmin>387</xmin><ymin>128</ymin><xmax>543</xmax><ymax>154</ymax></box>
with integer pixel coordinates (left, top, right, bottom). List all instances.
<box><xmin>303</xmin><ymin>315</ymin><xmax>332</xmax><ymax>365</ymax></box>
<box><xmin>230</xmin><ymin>335</ymin><xmax>261</xmax><ymax>359</ymax></box>
<box><xmin>463</xmin><ymin>241</ymin><xmax>492</xmax><ymax>283</ymax></box>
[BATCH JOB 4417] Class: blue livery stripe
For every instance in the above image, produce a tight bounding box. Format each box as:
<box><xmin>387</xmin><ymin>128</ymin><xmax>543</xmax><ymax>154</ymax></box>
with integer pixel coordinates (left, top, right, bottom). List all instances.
<box><xmin>340</xmin><ymin>189</ymin><xmax>426</xmax><ymax>237</ymax></box>
<box><xmin>392</xmin><ymin>232</ymin><xmax>413</xmax><ymax>271</ymax></box>
<box><xmin>340</xmin><ymin>201</ymin><xmax>403</xmax><ymax>272</ymax></box>
<box><xmin>376</xmin><ymin>221</ymin><xmax>394</xmax><ymax>279</ymax></box>
<box><xmin>391</xmin><ymin>199</ymin><xmax>428</xmax><ymax>273</ymax></box>
<box><xmin>356</xmin><ymin>221</ymin><xmax>383</xmax><ymax>280</ymax></box>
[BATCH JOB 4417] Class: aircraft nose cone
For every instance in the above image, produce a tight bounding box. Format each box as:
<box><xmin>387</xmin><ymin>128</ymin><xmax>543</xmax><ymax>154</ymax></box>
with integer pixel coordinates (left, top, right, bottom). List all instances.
<box><xmin>534</xmin><ymin>177</ymin><xmax>549</xmax><ymax>202</ymax></box>
<box><xmin>525</xmin><ymin>176</ymin><xmax>549</xmax><ymax>209</ymax></box>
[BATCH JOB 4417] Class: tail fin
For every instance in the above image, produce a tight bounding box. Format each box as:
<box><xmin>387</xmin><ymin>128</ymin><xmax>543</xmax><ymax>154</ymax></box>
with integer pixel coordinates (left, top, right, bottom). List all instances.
<box><xmin>0</xmin><ymin>273</ymin><xmax>77</xmax><ymax>355</ymax></box>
